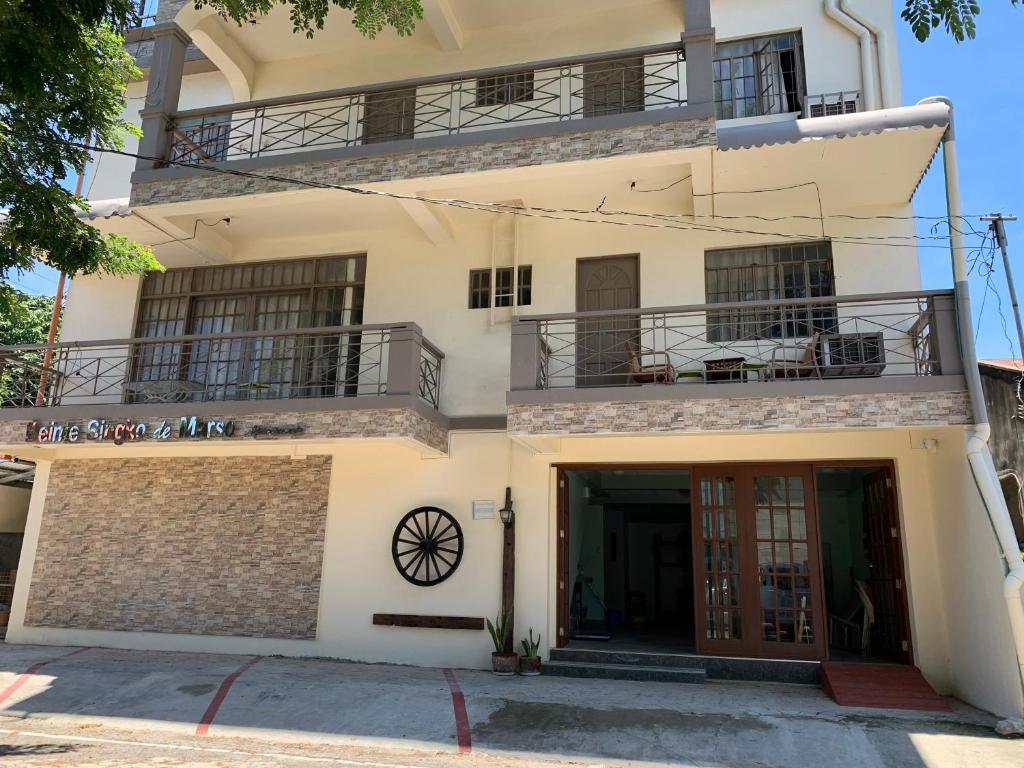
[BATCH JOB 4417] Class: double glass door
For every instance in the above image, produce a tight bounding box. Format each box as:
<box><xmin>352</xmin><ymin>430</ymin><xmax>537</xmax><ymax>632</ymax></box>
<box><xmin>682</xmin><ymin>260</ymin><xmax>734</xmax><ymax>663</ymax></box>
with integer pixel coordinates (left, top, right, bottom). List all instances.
<box><xmin>692</xmin><ymin>465</ymin><xmax>824</xmax><ymax>660</ymax></box>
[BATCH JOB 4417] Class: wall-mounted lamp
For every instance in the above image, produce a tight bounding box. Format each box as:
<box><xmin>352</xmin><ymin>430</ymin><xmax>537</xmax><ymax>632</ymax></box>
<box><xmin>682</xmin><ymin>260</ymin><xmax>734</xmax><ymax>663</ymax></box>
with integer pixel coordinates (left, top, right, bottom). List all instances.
<box><xmin>499</xmin><ymin>486</ymin><xmax>515</xmax><ymax>528</ymax></box>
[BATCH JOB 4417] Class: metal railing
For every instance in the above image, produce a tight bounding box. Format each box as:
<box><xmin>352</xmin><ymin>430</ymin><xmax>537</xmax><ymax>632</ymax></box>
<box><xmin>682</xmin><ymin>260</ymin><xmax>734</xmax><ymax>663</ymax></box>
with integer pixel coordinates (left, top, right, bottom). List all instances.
<box><xmin>167</xmin><ymin>42</ymin><xmax>687</xmax><ymax>164</ymax></box>
<box><xmin>0</xmin><ymin>323</ymin><xmax>443</xmax><ymax>410</ymax></box>
<box><xmin>511</xmin><ymin>291</ymin><xmax>959</xmax><ymax>391</ymax></box>
<box><xmin>803</xmin><ymin>91</ymin><xmax>861</xmax><ymax>119</ymax></box>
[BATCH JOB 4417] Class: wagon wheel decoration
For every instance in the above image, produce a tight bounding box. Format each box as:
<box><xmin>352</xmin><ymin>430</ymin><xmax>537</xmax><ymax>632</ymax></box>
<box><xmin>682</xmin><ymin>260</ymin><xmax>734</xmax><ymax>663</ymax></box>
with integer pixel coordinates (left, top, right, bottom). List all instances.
<box><xmin>392</xmin><ymin>507</ymin><xmax>464</xmax><ymax>586</ymax></box>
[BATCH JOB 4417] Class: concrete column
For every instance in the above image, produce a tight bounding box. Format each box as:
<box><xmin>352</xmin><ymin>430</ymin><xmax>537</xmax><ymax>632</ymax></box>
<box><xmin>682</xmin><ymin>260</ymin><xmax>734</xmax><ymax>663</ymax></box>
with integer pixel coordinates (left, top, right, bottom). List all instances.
<box><xmin>682</xmin><ymin>0</ymin><xmax>715</xmax><ymax>117</ymax></box>
<box><xmin>510</xmin><ymin>320</ymin><xmax>544</xmax><ymax>391</ymax></box>
<box><xmin>931</xmin><ymin>293</ymin><xmax>964</xmax><ymax>376</ymax></box>
<box><xmin>386</xmin><ymin>324</ymin><xmax>425</xmax><ymax>397</ymax></box>
<box><xmin>135</xmin><ymin>23</ymin><xmax>190</xmax><ymax>172</ymax></box>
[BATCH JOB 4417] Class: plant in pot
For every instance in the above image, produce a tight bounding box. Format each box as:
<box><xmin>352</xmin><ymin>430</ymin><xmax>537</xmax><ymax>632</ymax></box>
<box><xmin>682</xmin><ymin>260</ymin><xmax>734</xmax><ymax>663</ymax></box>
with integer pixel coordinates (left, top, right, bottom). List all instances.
<box><xmin>519</xmin><ymin>629</ymin><xmax>542</xmax><ymax>676</ymax></box>
<box><xmin>486</xmin><ymin>609</ymin><xmax>518</xmax><ymax>676</ymax></box>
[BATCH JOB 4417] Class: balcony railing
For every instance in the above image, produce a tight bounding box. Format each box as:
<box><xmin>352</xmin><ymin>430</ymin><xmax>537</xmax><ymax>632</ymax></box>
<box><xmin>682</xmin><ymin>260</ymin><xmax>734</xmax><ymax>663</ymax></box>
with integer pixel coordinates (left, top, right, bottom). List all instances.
<box><xmin>510</xmin><ymin>291</ymin><xmax>960</xmax><ymax>392</ymax></box>
<box><xmin>0</xmin><ymin>322</ymin><xmax>443</xmax><ymax>410</ymax></box>
<box><xmin>166</xmin><ymin>42</ymin><xmax>688</xmax><ymax>164</ymax></box>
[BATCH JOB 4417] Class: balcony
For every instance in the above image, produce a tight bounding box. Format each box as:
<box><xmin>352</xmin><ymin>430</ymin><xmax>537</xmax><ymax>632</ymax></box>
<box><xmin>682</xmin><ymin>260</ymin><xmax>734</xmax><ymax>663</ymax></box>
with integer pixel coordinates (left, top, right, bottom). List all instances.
<box><xmin>508</xmin><ymin>291</ymin><xmax>971</xmax><ymax>438</ymax></box>
<box><xmin>167</xmin><ymin>43</ymin><xmax>689</xmax><ymax>165</ymax></box>
<box><xmin>0</xmin><ymin>323</ymin><xmax>448</xmax><ymax>453</ymax></box>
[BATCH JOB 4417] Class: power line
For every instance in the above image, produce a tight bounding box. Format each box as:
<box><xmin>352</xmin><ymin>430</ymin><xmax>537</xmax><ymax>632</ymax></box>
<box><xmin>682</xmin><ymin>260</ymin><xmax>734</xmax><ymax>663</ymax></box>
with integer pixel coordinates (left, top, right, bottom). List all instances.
<box><xmin>68</xmin><ymin>141</ymin><xmax>990</xmax><ymax>251</ymax></box>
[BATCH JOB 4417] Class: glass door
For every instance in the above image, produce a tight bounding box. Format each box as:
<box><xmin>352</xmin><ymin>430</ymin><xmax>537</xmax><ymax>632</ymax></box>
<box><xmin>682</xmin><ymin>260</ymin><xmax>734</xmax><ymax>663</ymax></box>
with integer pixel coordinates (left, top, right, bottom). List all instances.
<box><xmin>693</xmin><ymin>464</ymin><xmax>826</xmax><ymax>660</ymax></box>
<box><xmin>692</xmin><ymin>467</ymin><xmax>753</xmax><ymax>656</ymax></box>
<box><xmin>752</xmin><ymin>466</ymin><xmax>824</xmax><ymax>659</ymax></box>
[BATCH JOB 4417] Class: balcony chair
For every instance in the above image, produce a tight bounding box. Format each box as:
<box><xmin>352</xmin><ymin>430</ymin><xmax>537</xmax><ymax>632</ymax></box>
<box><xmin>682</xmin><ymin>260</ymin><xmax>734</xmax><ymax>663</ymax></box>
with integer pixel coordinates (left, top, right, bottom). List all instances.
<box><xmin>624</xmin><ymin>341</ymin><xmax>675</xmax><ymax>384</ymax></box>
<box><xmin>770</xmin><ymin>333</ymin><xmax>822</xmax><ymax>380</ymax></box>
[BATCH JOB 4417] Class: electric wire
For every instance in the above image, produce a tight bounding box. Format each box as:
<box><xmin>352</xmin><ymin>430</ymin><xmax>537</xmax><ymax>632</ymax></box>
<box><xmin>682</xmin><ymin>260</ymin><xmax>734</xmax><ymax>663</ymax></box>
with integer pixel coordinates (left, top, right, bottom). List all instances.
<box><xmin>68</xmin><ymin>142</ymin><xmax>993</xmax><ymax>252</ymax></box>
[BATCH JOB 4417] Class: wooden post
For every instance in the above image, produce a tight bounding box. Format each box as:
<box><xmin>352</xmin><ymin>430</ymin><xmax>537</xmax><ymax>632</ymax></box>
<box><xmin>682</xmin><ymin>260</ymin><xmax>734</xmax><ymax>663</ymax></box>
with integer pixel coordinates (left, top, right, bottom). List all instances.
<box><xmin>500</xmin><ymin>486</ymin><xmax>515</xmax><ymax>654</ymax></box>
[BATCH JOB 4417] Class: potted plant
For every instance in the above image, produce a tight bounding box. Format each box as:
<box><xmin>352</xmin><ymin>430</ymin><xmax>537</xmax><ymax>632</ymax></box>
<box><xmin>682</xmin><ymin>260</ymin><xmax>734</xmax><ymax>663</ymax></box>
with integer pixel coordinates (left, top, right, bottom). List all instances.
<box><xmin>486</xmin><ymin>609</ymin><xmax>518</xmax><ymax>676</ymax></box>
<box><xmin>519</xmin><ymin>629</ymin><xmax>542</xmax><ymax>676</ymax></box>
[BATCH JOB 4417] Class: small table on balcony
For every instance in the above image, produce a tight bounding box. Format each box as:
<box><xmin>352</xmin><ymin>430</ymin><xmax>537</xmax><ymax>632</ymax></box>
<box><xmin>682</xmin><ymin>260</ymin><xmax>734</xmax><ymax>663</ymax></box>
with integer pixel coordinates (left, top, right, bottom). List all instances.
<box><xmin>704</xmin><ymin>357</ymin><xmax>746</xmax><ymax>383</ymax></box>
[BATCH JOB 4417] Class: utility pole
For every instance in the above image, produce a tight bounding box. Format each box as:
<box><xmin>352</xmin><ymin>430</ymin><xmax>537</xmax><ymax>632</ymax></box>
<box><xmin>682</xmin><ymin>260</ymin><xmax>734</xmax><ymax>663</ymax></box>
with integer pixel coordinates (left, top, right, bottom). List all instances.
<box><xmin>980</xmin><ymin>213</ymin><xmax>1023</xmax><ymax>359</ymax></box>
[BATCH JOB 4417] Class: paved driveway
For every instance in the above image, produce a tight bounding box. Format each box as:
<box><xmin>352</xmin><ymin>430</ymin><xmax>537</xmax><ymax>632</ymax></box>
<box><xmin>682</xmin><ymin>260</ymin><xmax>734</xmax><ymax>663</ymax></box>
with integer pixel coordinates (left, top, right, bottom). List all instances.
<box><xmin>0</xmin><ymin>644</ymin><xmax>1018</xmax><ymax>767</ymax></box>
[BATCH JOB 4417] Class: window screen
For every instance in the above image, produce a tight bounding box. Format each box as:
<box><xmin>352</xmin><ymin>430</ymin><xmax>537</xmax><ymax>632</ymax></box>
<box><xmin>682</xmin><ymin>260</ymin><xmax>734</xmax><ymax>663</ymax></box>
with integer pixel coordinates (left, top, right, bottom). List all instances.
<box><xmin>704</xmin><ymin>243</ymin><xmax>835</xmax><ymax>341</ymax></box>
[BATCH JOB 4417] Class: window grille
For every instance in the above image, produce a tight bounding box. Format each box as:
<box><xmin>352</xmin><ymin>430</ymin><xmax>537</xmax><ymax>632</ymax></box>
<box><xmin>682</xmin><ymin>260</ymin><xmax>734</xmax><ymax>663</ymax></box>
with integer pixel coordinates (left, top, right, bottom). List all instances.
<box><xmin>704</xmin><ymin>243</ymin><xmax>836</xmax><ymax>342</ymax></box>
<box><xmin>475</xmin><ymin>72</ymin><xmax>535</xmax><ymax>107</ymax></box>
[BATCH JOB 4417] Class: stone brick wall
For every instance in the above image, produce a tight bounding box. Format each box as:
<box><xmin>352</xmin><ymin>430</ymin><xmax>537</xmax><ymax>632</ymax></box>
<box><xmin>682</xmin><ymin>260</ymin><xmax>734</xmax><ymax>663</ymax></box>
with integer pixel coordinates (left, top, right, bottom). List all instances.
<box><xmin>131</xmin><ymin>116</ymin><xmax>717</xmax><ymax>206</ymax></box>
<box><xmin>24</xmin><ymin>455</ymin><xmax>332</xmax><ymax>639</ymax></box>
<box><xmin>508</xmin><ymin>390</ymin><xmax>973</xmax><ymax>434</ymax></box>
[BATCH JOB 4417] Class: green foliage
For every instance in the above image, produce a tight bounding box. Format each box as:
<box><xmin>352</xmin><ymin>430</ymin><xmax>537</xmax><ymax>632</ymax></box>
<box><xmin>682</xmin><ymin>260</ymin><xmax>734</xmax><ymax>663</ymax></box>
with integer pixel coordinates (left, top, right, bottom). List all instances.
<box><xmin>197</xmin><ymin>0</ymin><xmax>423</xmax><ymax>39</ymax></box>
<box><xmin>485</xmin><ymin>609</ymin><xmax>513</xmax><ymax>653</ymax></box>
<box><xmin>0</xmin><ymin>1</ymin><xmax>160</xmax><ymax>308</ymax></box>
<box><xmin>520</xmin><ymin>628</ymin><xmax>541</xmax><ymax>659</ymax></box>
<box><xmin>0</xmin><ymin>289</ymin><xmax>55</xmax><ymax>407</ymax></box>
<box><xmin>0</xmin><ymin>290</ymin><xmax>54</xmax><ymax>347</ymax></box>
<box><xmin>902</xmin><ymin>0</ymin><xmax>1020</xmax><ymax>42</ymax></box>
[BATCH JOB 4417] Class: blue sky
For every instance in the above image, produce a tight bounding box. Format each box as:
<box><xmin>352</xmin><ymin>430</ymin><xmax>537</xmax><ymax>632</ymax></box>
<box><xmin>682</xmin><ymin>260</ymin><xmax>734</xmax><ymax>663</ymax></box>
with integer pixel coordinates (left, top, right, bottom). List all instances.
<box><xmin>9</xmin><ymin>3</ymin><xmax>1024</xmax><ymax>359</ymax></box>
<box><xmin>901</xmin><ymin>2</ymin><xmax>1024</xmax><ymax>359</ymax></box>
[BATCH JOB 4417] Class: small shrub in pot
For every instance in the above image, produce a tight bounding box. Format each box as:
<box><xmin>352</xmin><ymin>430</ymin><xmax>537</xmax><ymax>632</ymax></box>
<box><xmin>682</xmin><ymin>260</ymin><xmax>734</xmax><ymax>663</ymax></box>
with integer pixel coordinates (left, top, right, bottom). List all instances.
<box><xmin>519</xmin><ymin>629</ymin><xmax>542</xmax><ymax>676</ymax></box>
<box><xmin>486</xmin><ymin>610</ymin><xmax>518</xmax><ymax>675</ymax></box>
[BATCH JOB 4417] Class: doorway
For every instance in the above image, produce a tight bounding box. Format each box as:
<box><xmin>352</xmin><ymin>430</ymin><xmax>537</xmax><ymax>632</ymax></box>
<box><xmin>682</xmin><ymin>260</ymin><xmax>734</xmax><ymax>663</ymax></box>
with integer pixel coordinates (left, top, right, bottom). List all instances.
<box><xmin>575</xmin><ymin>255</ymin><xmax>639</xmax><ymax>387</ymax></box>
<box><xmin>817</xmin><ymin>466</ymin><xmax>911</xmax><ymax>664</ymax></box>
<box><xmin>561</xmin><ymin>469</ymin><xmax>694</xmax><ymax>652</ymax></box>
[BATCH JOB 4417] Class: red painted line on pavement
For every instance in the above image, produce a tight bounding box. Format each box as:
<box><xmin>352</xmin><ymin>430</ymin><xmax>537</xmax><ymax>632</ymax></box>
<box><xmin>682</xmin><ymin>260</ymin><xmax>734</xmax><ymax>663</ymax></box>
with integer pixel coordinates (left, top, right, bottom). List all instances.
<box><xmin>0</xmin><ymin>647</ymin><xmax>92</xmax><ymax>708</ymax></box>
<box><xmin>442</xmin><ymin>668</ymin><xmax>471</xmax><ymax>754</ymax></box>
<box><xmin>195</xmin><ymin>656</ymin><xmax>262</xmax><ymax>737</ymax></box>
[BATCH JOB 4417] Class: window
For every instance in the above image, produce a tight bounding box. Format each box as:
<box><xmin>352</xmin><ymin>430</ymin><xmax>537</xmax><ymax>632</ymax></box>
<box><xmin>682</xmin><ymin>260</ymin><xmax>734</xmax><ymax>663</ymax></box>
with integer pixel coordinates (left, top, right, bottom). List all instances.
<box><xmin>714</xmin><ymin>32</ymin><xmax>805</xmax><ymax>120</ymax></box>
<box><xmin>133</xmin><ymin>255</ymin><xmax>367</xmax><ymax>400</ymax></box>
<box><xmin>582</xmin><ymin>57</ymin><xmax>645</xmax><ymax>118</ymax></box>
<box><xmin>704</xmin><ymin>243</ymin><xmax>835</xmax><ymax>342</ymax></box>
<box><xmin>468</xmin><ymin>266</ymin><xmax>532</xmax><ymax>309</ymax></box>
<box><xmin>363</xmin><ymin>88</ymin><xmax>416</xmax><ymax>144</ymax></box>
<box><xmin>475</xmin><ymin>72</ymin><xmax>535</xmax><ymax>107</ymax></box>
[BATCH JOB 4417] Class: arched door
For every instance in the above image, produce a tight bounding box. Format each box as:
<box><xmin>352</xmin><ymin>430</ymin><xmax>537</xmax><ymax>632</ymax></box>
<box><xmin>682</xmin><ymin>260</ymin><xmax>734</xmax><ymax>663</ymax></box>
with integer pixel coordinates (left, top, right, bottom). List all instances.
<box><xmin>575</xmin><ymin>255</ymin><xmax>639</xmax><ymax>387</ymax></box>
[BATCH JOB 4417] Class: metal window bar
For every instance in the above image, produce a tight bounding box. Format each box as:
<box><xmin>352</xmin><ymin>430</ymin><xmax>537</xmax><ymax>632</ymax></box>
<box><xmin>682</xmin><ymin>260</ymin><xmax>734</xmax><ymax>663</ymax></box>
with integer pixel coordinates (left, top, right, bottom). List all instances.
<box><xmin>803</xmin><ymin>91</ymin><xmax>862</xmax><ymax>119</ymax></box>
<box><xmin>0</xmin><ymin>324</ymin><xmax>443</xmax><ymax>410</ymax></box>
<box><xmin>167</xmin><ymin>43</ymin><xmax>687</xmax><ymax>163</ymax></box>
<box><xmin>518</xmin><ymin>292</ymin><xmax>949</xmax><ymax>390</ymax></box>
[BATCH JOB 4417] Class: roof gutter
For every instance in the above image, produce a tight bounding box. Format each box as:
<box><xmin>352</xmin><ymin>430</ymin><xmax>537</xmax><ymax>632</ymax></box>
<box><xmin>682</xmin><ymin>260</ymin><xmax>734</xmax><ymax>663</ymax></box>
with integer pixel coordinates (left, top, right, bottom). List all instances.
<box><xmin>823</xmin><ymin>0</ymin><xmax>878</xmax><ymax>110</ymax></box>
<box><xmin>921</xmin><ymin>94</ymin><xmax>1024</xmax><ymax>725</ymax></box>
<box><xmin>839</xmin><ymin>0</ymin><xmax>896</xmax><ymax>108</ymax></box>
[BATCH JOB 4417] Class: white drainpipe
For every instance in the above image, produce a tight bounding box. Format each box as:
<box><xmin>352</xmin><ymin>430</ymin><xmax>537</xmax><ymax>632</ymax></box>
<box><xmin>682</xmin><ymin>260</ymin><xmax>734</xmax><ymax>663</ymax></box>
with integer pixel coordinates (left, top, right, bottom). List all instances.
<box><xmin>921</xmin><ymin>95</ymin><xmax>1024</xmax><ymax>722</ymax></box>
<box><xmin>840</xmin><ymin>0</ymin><xmax>896</xmax><ymax>108</ymax></box>
<box><xmin>823</xmin><ymin>0</ymin><xmax>878</xmax><ymax>110</ymax></box>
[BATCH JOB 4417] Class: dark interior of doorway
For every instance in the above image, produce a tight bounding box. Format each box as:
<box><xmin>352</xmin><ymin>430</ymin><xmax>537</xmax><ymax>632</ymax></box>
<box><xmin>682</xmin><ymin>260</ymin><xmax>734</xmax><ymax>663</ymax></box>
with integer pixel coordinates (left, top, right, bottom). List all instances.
<box><xmin>566</xmin><ymin>469</ymin><xmax>694</xmax><ymax>653</ymax></box>
<box><xmin>817</xmin><ymin>466</ymin><xmax>909</xmax><ymax>664</ymax></box>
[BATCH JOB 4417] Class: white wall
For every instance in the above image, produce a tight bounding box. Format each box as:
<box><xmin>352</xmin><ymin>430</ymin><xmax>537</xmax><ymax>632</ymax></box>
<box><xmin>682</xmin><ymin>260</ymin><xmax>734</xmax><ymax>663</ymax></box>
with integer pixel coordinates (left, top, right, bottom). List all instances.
<box><xmin>0</xmin><ymin>486</ymin><xmax>31</xmax><ymax>534</ymax></box>
<box><xmin>12</xmin><ymin>425</ymin><xmax>1015</xmax><ymax>715</ymax></box>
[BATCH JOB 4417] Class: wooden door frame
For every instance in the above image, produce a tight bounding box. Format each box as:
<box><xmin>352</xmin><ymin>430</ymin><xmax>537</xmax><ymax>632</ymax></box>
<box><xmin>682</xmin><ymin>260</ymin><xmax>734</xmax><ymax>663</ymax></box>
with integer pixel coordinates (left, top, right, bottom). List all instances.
<box><xmin>554</xmin><ymin>460</ymin><xmax>911</xmax><ymax>663</ymax></box>
<box><xmin>810</xmin><ymin>460</ymin><xmax>913</xmax><ymax>665</ymax></box>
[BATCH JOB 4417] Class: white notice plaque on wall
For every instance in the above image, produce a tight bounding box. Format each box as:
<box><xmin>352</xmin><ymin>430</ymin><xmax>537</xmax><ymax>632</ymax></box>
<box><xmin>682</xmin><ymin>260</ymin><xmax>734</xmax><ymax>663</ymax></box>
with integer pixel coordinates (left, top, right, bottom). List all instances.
<box><xmin>472</xmin><ymin>500</ymin><xmax>496</xmax><ymax>520</ymax></box>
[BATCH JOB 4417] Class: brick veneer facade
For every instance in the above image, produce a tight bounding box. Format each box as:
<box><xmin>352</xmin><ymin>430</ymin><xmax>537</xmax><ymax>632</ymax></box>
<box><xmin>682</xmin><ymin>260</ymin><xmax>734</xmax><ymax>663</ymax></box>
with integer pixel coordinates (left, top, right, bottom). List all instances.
<box><xmin>130</xmin><ymin>116</ymin><xmax>717</xmax><ymax>207</ymax></box>
<box><xmin>507</xmin><ymin>390</ymin><xmax>973</xmax><ymax>434</ymax></box>
<box><xmin>24</xmin><ymin>455</ymin><xmax>331</xmax><ymax>639</ymax></box>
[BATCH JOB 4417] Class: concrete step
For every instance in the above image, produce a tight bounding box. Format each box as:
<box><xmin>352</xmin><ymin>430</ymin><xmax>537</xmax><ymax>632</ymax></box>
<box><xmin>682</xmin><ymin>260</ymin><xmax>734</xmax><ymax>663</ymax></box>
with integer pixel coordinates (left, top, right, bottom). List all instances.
<box><xmin>542</xmin><ymin>660</ymin><xmax>708</xmax><ymax>684</ymax></box>
<box><xmin>549</xmin><ymin>648</ymin><xmax>706</xmax><ymax>669</ymax></box>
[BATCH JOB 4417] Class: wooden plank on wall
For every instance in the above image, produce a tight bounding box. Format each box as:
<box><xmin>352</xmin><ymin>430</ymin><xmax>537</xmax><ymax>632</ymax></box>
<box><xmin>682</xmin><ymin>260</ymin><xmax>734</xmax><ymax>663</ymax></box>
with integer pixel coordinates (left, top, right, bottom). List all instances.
<box><xmin>372</xmin><ymin>613</ymin><xmax>485</xmax><ymax>630</ymax></box>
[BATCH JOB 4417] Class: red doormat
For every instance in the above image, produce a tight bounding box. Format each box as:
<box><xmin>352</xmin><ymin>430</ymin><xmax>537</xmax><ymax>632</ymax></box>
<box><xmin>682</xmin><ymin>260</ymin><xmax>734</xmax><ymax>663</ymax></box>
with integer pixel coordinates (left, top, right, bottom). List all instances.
<box><xmin>821</xmin><ymin>662</ymin><xmax>951</xmax><ymax>712</ymax></box>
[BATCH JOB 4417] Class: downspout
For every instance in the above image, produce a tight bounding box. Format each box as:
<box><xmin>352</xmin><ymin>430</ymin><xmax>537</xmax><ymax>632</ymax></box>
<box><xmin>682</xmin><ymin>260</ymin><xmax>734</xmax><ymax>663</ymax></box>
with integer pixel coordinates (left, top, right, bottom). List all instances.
<box><xmin>921</xmin><ymin>95</ymin><xmax>1024</xmax><ymax>721</ymax></box>
<box><xmin>840</xmin><ymin>0</ymin><xmax>896</xmax><ymax>108</ymax></box>
<box><xmin>823</xmin><ymin>0</ymin><xmax>878</xmax><ymax>110</ymax></box>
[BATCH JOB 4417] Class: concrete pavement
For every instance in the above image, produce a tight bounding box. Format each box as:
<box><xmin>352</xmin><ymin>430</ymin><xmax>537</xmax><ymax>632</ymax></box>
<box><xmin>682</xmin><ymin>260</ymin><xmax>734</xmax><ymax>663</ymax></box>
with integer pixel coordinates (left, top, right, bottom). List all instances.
<box><xmin>0</xmin><ymin>643</ymin><xmax>1019</xmax><ymax>767</ymax></box>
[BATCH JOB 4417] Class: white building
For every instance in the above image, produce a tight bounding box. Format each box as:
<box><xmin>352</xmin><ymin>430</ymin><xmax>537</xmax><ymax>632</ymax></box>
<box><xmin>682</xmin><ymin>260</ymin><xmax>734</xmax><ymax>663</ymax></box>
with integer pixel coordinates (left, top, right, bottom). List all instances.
<box><xmin>2</xmin><ymin>0</ymin><xmax>1022</xmax><ymax>720</ymax></box>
